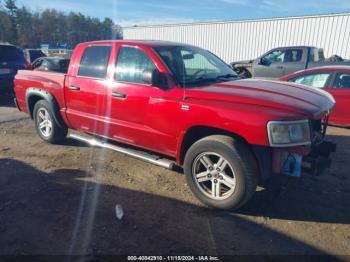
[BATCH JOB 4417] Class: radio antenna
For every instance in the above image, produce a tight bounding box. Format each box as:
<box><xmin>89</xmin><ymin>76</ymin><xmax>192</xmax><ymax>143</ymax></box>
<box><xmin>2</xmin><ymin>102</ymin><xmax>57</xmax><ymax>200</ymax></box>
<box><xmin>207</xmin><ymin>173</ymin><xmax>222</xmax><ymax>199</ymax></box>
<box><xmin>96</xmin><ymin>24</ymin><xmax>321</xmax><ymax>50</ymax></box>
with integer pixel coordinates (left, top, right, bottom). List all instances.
<box><xmin>182</xmin><ymin>56</ymin><xmax>186</xmax><ymax>101</ymax></box>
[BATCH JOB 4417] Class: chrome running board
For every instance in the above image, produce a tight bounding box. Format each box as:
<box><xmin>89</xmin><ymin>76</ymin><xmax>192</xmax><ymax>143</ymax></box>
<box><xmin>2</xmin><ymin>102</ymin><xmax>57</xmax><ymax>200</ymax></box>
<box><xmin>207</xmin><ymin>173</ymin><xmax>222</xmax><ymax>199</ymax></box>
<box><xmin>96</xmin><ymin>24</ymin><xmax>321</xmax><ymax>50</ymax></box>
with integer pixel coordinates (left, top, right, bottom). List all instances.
<box><xmin>69</xmin><ymin>133</ymin><xmax>175</xmax><ymax>170</ymax></box>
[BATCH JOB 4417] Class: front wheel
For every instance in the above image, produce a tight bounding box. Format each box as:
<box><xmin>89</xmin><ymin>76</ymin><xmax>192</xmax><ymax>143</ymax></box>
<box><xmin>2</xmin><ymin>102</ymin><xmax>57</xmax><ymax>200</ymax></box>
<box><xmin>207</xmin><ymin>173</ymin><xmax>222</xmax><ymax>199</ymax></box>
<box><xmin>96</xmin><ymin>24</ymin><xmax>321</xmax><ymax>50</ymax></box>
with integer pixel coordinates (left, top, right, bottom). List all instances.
<box><xmin>184</xmin><ymin>135</ymin><xmax>258</xmax><ymax>210</ymax></box>
<box><xmin>33</xmin><ymin>100</ymin><xmax>67</xmax><ymax>144</ymax></box>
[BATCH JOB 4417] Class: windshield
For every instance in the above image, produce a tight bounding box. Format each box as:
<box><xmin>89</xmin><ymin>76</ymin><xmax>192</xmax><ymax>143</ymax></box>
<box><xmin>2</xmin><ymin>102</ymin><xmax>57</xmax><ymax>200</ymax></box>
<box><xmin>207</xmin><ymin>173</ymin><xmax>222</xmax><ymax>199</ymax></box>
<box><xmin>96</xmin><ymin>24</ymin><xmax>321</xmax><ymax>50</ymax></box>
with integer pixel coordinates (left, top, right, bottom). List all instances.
<box><xmin>154</xmin><ymin>45</ymin><xmax>237</xmax><ymax>87</ymax></box>
<box><xmin>0</xmin><ymin>45</ymin><xmax>23</xmax><ymax>62</ymax></box>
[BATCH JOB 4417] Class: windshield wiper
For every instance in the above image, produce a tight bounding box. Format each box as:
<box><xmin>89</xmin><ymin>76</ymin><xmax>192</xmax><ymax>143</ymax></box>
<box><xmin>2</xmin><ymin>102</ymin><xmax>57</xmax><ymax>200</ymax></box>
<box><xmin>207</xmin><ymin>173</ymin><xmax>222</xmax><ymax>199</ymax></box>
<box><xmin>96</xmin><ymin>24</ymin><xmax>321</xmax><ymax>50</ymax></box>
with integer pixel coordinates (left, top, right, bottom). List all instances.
<box><xmin>214</xmin><ymin>74</ymin><xmax>239</xmax><ymax>80</ymax></box>
<box><xmin>182</xmin><ymin>74</ymin><xmax>239</xmax><ymax>86</ymax></box>
<box><xmin>183</xmin><ymin>76</ymin><xmax>217</xmax><ymax>85</ymax></box>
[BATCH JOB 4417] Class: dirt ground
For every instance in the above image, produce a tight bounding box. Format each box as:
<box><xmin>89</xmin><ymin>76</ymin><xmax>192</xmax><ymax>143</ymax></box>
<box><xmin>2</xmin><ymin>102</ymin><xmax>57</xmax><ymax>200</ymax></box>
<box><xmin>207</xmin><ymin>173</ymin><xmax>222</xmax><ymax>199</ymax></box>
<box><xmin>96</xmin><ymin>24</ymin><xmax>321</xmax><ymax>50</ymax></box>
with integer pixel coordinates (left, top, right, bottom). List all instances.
<box><xmin>0</xmin><ymin>97</ymin><xmax>349</xmax><ymax>259</ymax></box>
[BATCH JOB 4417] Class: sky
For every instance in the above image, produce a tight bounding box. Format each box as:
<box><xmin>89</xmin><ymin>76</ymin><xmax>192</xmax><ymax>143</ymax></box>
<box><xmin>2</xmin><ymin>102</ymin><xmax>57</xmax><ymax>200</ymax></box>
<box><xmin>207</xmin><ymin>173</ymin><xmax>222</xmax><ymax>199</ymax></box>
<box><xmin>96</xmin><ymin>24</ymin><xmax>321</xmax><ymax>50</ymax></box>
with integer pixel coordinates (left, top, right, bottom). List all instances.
<box><xmin>16</xmin><ymin>0</ymin><xmax>350</xmax><ymax>27</ymax></box>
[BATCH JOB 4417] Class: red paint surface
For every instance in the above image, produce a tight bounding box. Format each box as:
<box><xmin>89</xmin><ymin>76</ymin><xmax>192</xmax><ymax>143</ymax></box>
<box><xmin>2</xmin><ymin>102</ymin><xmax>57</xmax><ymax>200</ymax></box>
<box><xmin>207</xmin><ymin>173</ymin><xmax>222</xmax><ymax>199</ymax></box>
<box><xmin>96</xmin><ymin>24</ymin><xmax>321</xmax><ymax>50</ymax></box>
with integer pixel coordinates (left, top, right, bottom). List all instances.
<box><xmin>14</xmin><ymin>41</ymin><xmax>335</xmax><ymax>165</ymax></box>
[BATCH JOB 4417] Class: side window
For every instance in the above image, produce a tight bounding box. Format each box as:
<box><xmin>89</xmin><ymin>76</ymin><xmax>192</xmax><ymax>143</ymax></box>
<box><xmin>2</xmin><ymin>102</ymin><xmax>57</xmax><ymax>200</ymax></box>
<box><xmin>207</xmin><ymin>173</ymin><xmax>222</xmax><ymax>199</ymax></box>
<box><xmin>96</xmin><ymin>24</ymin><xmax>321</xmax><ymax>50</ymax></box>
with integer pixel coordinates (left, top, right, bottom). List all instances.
<box><xmin>285</xmin><ymin>49</ymin><xmax>303</xmax><ymax>62</ymax></box>
<box><xmin>289</xmin><ymin>73</ymin><xmax>331</xmax><ymax>88</ymax></box>
<box><xmin>115</xmin><ymin>46</ymin><xmax>156</xmax><ymax>84</ymax></box>
<box><xmin>262</xmin><ymin>49</ymin><xmax>286</xmax><ymax>64</ymax></box>
<box><xmin>41</xmin><ymin>60</ymin><xmax>49</xmax><ymax>69</ymax></box>
<box><xmin>33</xmin><ymin>59</ymin><xmax>42</xmax><ymax>69</ymax></box>
<box><xmin>78</xmin><ymin>45</ymin><xmax>112</xmax><ymax>79</ymax></box>
<box><xmin>332</xmin><ymin>73</ymin><xmax>350</xmax><ymax>89</ymax></box>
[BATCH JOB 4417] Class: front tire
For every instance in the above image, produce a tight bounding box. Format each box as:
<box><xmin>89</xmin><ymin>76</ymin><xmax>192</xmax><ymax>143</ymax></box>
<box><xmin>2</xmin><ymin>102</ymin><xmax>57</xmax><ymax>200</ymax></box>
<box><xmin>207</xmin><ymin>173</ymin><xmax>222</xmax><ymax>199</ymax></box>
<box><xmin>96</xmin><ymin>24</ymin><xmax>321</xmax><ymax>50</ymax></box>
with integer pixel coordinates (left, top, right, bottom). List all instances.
<box><xmin>184</xmin><ymin>135</ymin><xmax>258</xmax><ymax>210</ymax></box>
<box><xmin>33</xmin><ymin>100</ymin><xmax>67</xmax><ymax>144</ymax></box>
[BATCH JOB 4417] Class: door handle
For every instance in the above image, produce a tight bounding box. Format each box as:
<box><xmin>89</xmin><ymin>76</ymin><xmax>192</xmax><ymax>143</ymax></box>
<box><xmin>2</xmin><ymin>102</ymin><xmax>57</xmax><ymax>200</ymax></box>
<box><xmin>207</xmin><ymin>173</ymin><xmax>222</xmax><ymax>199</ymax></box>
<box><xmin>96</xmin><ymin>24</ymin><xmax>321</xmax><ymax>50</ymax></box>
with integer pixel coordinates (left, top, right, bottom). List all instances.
<box><xmin>112</xmin><ymin>91</ymin><xmax>127</xmax><ymax>99</ymax></box>
<box><xmin>276</xmin><ymin>66</ymin><xmax>284</xmax><ymax>69</ymax></box>
<box><xmin>69</xmin><ymin>85</ymin><xmax>80</xmax><ymax>91</ymax></box>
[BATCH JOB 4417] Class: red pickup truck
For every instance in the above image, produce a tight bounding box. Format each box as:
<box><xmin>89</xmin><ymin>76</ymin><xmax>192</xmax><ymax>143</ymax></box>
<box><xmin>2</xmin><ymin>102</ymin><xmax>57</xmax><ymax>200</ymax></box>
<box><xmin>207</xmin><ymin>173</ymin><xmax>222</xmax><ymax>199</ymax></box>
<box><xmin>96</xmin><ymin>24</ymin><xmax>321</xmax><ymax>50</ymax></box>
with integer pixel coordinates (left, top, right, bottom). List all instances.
<box><xmin>14</xmin><ymin>40</ymin><xmax>336</xmax><ymax>210</ymax></box>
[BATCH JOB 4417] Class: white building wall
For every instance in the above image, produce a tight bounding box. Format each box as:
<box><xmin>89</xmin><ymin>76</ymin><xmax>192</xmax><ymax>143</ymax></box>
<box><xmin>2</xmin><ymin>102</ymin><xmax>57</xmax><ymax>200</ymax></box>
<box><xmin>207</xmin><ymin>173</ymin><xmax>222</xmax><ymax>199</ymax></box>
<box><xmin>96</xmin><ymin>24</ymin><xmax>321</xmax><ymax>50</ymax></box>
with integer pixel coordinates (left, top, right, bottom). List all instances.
<box><xmin>123</xmin><ymin>13</ymin><xmax>350</xmax><ymax>63</ymax></box>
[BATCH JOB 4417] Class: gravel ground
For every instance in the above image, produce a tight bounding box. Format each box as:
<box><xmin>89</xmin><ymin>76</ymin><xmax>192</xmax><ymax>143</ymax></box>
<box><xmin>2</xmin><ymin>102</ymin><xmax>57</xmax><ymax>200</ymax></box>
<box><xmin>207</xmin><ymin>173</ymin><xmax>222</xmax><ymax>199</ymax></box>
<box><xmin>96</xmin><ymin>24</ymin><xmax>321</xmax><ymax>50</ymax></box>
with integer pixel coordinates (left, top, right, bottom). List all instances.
<box><xmin>0</xmin><ymin>98</ymin><xmax>349</xmax><ymax>258</ymax></box>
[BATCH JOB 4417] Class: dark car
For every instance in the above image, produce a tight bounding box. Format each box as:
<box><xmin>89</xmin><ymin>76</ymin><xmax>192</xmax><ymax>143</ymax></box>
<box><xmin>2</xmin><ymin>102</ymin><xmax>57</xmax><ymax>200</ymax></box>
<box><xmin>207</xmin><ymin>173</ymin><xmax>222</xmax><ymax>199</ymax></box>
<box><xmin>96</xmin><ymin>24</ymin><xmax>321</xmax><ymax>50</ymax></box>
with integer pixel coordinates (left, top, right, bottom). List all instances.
<box><xmin>0</xmin><ymin>44</ymin><xmax>31</xmax><ymax>93</ymax></box>
<box><xmin>24</xmin><ymin>49</ymin><xmax>47</xmax><ymax>63</ymax></box>
<box><xmin>32</xmin><ymin>57</ymin><xmax>70</xmax><ymax>73</ymax></box>
<box><xmin>280</xmin><ymin>66</ymin><xmax>350</xmax><ymax>127</ymax></box>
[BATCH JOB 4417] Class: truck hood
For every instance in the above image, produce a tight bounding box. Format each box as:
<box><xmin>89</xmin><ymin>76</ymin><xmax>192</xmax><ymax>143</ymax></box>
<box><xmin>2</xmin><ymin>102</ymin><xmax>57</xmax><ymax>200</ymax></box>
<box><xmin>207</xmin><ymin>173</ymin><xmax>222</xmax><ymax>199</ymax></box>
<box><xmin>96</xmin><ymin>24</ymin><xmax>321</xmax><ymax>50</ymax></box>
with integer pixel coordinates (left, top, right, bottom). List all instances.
<box><xmin>186</xmin><ymin>79</ymin><xmax>335</xmax><ymax>119</ymax></box>
<box><xmin>230</xmin><ymin>59</ymin><xmax>253</xmax><ymax>65</ymax></box>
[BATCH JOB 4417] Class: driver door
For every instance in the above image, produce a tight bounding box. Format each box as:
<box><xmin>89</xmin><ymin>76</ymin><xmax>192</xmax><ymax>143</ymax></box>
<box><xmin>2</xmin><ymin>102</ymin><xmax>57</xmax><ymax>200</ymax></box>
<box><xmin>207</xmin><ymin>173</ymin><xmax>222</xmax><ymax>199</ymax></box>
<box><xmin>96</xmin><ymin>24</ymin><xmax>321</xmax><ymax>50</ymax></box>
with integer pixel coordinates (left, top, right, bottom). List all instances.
<box><xmin>106</xmin><ymin>45</ymin><xmax>178</xmax><ymax>155</ymax></box>
<box><xmin>254</xmin><ymin>48</ymin><xmax>286</xmax><ymax>79</ymax></box>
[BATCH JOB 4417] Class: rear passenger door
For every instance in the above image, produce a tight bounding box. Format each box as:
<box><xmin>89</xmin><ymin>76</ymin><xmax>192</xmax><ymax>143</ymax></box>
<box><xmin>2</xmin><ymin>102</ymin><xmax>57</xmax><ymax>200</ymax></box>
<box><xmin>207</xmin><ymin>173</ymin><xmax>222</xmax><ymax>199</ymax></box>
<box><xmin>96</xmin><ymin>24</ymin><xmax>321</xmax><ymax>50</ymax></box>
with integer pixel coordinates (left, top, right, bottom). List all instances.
<box><xmin>283</xmin><ymin>48</ymin><xmax>306</xmax><ymax>75</ymax></box>
<box><xmin>65</xmin><ymin>45</ymin><xmax>112</xmax><ymax>133</ymax></box>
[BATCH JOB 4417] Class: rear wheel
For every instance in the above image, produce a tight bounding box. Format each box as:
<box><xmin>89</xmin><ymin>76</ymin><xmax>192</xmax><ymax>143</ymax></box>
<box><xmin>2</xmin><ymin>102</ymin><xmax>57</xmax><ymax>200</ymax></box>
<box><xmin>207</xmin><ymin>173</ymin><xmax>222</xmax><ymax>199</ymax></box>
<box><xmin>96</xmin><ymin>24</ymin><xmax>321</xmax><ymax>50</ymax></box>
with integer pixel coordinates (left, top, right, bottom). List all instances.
<box><xmin>33</xmin><ymin>100</ymin><xmax>67</xmax><ymax>144</ymax></box>
<box><xmin>184</xmin><ymin>135</ymin><xmax>258</xmax><ymax>210</ymax></box>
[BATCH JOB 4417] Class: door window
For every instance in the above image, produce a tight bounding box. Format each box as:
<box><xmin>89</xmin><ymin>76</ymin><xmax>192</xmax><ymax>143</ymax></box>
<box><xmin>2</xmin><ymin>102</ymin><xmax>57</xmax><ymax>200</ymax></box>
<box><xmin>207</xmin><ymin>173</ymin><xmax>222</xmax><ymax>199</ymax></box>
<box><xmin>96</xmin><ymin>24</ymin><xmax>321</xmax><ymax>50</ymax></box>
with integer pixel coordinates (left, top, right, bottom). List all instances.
<box><xmin>78</xmin><ymin>45</ymin><xmax>112</xmax><ymax>79</ymax></box>
<box><xmin>284</xmin><ymin>49</ymin><xmax>303</xmax><ymax>62</ymax></box>
<box><xmin>41</xmin><ymin>60</ymin><xmax>49</xmax><ymax>70</ymax></box>
<box><xmin>332</xmin><ymin>73</ymin><xmax>350</xmax><ymax>89</ymax></box>
<box><xmin>262</xmin><ymin>49</ymin><xmax>286</xmax><ymax>64</ymax></box>
<box><xmin>115</xmin><ymin>46</ymin><xmax>156</xmax><ymax>84</ymax></box>
<box><xmin>288</xmin><ymin>73</ymin><xmax>331</xmax><ymax>88</ymax></box>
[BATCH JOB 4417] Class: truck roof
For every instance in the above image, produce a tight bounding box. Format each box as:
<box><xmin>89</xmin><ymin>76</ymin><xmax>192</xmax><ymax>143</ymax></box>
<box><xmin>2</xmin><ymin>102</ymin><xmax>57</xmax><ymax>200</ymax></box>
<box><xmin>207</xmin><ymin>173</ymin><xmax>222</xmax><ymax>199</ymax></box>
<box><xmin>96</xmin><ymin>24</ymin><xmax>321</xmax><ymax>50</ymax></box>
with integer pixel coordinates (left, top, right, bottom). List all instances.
<box><xmin>271</xmin><ymin>45</ymin><xmax>317</xmax><ymax>49</ymax></box>
<box><xmin>0</xmin><ymin>42</ymin><xmax>15</xmax><ymax>47</ymax></box>
<box><xmin>81</xmin><ymin>40</ymin><xmax>193</xmax><ymax>47</ymax></box>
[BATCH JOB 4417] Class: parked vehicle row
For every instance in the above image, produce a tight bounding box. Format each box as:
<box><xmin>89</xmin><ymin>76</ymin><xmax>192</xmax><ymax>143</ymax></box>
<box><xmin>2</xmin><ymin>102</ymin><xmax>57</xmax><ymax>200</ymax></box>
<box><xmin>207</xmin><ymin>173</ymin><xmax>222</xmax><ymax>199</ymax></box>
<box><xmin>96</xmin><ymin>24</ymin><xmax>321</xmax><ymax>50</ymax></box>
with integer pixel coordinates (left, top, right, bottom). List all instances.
<box><xmin>14</xmin><ymin>40</ymin><xmax>336</xmax><ymax>210</ymax></box>
<box><xmin>231</xmin><ymin>46</ymin><xmax>350</xmax><ymax>79</ymax></box>
<box><xmin>230</xmin><ymin>46</ymin><xmax>350</xmax><ymax>127</ymax></box>
<box><xmin>0</xmin><ymin>44</ymin><xmax>71</xmax><ymax>95</ymax></box>
<box><xmin>3</xmin><ymin>44</ymin><xmax>348</xmax><ymax>128</ymax></box>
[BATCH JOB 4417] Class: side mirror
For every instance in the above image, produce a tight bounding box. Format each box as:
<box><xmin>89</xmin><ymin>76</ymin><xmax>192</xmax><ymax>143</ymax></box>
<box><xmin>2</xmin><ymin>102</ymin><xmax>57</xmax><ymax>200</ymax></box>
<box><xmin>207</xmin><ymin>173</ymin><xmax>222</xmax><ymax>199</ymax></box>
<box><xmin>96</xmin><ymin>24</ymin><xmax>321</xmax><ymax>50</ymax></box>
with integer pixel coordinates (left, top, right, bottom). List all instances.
<box><xmin>142</xmin><ymin>69</ymin><xmax>169</xmax><ymax>89</ymax></box>
<box><xmin>259</xmin><ymin>58</ymin><xmax>270</xmax><ymax>66</ymax></box>
<box><xmin>182</xmin><ymin>53</ymin><xmax>194</xmax><ymax>60</ymax></box>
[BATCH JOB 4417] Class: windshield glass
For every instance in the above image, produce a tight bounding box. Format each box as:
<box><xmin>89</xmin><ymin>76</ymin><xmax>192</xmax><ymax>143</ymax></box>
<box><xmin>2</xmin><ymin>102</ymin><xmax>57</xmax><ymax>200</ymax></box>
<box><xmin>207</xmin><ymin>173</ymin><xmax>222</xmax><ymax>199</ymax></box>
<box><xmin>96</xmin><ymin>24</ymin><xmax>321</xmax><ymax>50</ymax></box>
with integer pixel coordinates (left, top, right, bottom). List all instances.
<box><xmin>154</xmin><ymin>45</ymin><xmax>237</xmax><ymax>87</ymax></box>
<box><xmin>0</xmin><ymin>46</ymin><xmax>23</xmax><ymax>62</ymax></box>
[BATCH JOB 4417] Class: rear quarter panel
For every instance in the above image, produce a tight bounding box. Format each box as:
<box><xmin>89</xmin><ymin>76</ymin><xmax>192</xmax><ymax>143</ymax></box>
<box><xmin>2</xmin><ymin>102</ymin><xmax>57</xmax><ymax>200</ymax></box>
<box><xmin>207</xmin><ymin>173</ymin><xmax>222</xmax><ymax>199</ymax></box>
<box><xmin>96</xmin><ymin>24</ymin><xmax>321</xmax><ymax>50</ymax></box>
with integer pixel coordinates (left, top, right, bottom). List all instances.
<box><xmin>14</xmin><ymin>70</ymin><xmax>66</xmax><ymax>115</ymax></box>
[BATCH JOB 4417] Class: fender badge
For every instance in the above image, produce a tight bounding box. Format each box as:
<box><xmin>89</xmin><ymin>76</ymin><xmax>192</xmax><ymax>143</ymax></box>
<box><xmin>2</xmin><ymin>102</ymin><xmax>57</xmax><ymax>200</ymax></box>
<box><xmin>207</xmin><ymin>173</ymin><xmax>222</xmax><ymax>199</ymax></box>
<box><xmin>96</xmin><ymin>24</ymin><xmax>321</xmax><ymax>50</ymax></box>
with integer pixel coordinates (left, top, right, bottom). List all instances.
<box><xmin>181</xmin><ymin>104</ymin><xmax>190</xmax><ymax>111</ymax></box>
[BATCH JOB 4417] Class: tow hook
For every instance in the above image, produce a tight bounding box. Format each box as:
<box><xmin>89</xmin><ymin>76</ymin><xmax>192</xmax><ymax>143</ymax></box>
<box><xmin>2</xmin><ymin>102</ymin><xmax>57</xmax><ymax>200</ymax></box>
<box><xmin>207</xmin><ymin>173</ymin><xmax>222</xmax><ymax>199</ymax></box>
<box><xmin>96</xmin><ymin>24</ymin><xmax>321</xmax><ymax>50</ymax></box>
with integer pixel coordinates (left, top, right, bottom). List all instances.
<box><xmin>302</xmin><ymin>141</ymin><xmax>336</xmax><ymax>176</ymax></box>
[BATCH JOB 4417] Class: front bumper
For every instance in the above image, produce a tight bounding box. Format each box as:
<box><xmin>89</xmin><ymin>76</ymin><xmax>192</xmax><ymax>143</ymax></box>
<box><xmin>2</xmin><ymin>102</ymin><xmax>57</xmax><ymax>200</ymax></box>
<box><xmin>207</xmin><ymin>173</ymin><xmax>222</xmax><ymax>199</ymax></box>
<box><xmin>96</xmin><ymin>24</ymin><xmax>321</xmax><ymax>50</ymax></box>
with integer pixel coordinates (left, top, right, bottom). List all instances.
<box><xmin>271</xmin><ymin>140</ymin><xmax>336</xmax><ymax>177</ymax></box>
<box><xmin>301</xmin><ymin>141</ymin><xmax>336</xmax><ymax>176</ymax></box>
<box><xmin>254</xmin><ymin>140</ymin><xmax>336</xmax><ymax>182</ymax></box>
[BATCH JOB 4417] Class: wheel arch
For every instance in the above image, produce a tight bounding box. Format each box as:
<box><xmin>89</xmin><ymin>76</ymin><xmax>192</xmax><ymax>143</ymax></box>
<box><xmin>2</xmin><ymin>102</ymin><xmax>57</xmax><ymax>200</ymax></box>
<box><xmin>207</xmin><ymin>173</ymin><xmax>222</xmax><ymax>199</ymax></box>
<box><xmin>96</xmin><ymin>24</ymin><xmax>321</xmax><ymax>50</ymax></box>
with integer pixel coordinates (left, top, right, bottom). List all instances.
<box><xmin>178</xmin><ymin>125</ymin><xmax>268</xmax><ymax>184</ymax></box>
<box><xmin>26</xmin><ymin>88</ymin><xmax>66</xmax><ymax>129</ymax></box>
<box><xmin>178</xmin><ymin>125</ymin><xmax>251</xmax><ymax>165</ymax></box>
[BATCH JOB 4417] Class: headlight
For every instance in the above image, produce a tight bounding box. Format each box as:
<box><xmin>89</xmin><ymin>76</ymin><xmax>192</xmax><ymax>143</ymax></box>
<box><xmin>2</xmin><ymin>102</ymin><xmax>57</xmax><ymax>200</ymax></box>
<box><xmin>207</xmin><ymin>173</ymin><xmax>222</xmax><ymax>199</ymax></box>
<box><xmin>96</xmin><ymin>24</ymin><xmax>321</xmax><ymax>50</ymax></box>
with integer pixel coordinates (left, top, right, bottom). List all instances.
<box><xmin>267</xmin><ymin>120</ymin><xmax>311</xmax><ymax>147</ymax></box>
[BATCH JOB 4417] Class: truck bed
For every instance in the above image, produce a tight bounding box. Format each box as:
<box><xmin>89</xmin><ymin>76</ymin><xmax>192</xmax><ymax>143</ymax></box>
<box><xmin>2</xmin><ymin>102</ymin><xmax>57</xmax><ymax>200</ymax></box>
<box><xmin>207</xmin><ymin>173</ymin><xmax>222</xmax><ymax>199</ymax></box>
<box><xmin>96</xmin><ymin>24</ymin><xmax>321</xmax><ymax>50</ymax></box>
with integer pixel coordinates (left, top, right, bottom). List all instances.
<box><xmin>14</xmin><ymin>70</ymin><xmax>66</xmax><ymax>113</ymax></box>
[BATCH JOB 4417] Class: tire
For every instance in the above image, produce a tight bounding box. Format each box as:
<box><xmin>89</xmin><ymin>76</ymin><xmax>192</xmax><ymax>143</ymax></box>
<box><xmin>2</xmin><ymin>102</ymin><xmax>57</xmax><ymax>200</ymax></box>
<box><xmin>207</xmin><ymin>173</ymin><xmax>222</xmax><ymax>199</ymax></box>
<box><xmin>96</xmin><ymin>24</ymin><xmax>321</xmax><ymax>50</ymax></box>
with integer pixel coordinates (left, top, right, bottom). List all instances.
<box><xmin>33</xmin><ymin>100</ymin><xmax>67</xmax><ymax>144</ymax></box>
<box><xmin>184</xmin><ymin>135</ymin><xmax>258</xmax><ymax>210</ymax></box>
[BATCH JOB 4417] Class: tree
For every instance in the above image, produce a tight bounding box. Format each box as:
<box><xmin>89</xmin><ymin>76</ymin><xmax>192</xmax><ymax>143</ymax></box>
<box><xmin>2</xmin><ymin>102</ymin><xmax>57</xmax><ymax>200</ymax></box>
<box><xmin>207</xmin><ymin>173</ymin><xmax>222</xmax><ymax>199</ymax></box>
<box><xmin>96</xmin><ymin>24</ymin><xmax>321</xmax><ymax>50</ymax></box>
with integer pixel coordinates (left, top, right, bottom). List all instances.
<box><xmin>16</xmin><ymin>7</ymin><xmax>39</xmax><ymax>47</ymax></box>
<box><xmin>0</xmin><ymin>0</ymin><xmax>123</xmax><ymax>48</ymax></box>
<box><xmin>4</xmin><ymin>0</ymin><xmax>17</xmax><ymax>44</ymax></box>
<box><xmin>0</xmin><ymin>10</ymin><xmax>12</xmax><ymax>42</ymax></box>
